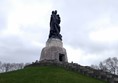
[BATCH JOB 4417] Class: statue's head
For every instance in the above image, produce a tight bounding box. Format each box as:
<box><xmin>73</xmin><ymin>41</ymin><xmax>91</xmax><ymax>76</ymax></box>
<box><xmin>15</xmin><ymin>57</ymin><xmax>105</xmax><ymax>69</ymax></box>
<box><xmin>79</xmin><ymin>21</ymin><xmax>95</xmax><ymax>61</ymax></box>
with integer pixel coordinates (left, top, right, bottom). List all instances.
<box><xmin>52</xmin><ymin>11</ymin><xmax>55</xmax><ymax>14</ymax></box>
<box><xmin>54</xmin><ymin>10</ymin><xmax>57</xmax><ymax>14</ymax></box>
<box><xmin>52</xmin><ymin>10</ymin><xmax>57</xmax><ymax>15</ymax></box>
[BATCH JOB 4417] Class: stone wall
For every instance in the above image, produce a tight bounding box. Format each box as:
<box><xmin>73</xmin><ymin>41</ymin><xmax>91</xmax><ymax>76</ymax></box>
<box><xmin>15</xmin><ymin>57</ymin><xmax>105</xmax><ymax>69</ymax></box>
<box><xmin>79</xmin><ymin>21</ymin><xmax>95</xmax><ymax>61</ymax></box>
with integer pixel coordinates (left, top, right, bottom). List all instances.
<box><xmin>25</xmin><ymin>60</ymin><xmax>118</xmax><ymax>83</ymax></box>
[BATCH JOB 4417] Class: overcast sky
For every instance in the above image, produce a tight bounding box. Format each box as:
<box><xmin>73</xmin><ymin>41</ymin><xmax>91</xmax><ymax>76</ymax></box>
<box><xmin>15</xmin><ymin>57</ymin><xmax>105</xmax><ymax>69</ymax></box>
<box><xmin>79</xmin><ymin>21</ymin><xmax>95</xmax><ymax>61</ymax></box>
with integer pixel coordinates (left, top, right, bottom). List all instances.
<box><xmin>0</xmin><ymin>0</ymin><xmax>118</xmax><ymax>66</ymax></box>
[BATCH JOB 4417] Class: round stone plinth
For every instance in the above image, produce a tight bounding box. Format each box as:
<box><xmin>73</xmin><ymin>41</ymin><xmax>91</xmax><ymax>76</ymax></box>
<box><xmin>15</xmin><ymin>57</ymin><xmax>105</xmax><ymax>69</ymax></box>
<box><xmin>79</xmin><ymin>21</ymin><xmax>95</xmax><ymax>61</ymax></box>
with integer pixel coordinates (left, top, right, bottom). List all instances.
<box><xmin>40</xmin><ymin>38</ymin><xmax>68</xmax><ymax>62</ymax></box>
<box><xmin>46</xmin><ymin>38</ymin><xmax>63</xmax><ymax>47</ymax></box>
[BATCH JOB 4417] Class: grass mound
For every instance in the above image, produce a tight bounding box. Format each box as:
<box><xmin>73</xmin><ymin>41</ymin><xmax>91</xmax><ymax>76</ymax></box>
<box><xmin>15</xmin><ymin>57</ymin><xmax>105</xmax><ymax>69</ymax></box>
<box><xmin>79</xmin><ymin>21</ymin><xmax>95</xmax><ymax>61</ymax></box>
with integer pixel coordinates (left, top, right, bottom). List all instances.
<box><xmin>0</xmin><ymin>66</ymin><xmax>107</xmax><ymax>83</ymax></box>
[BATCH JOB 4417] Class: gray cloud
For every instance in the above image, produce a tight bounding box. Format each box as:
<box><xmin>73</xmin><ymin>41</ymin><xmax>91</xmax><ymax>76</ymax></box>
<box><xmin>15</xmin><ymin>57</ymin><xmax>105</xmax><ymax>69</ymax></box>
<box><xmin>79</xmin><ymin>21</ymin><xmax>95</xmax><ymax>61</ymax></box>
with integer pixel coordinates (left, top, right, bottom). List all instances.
<box><xmin>0</xmin><ymin>13</ymin><xmax>6</xmax><ymax>30</ymax></box>
<box><xmin>0</xmin><ymin>35</ymin><xmax>41</xmax><ymax>63</ymax></box>
<box><xmin>0</xmin><ymin>0</ymin><xmax>118</xmax><ymax>66</ymax></box>
<box><xmin>58</xmin><ymin>0</ymin><xmax>118</xmax><ymax>65</ymax></box>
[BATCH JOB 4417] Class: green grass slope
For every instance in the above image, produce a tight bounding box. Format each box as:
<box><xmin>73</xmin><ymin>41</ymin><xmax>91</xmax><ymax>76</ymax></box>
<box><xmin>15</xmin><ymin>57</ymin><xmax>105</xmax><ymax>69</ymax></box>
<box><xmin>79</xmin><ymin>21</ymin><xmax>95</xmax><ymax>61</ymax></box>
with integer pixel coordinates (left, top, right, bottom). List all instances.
<box><xmin>0</xmin><ymin>66</ymin><xmax>107</xmax><ymax>83</ymax></box>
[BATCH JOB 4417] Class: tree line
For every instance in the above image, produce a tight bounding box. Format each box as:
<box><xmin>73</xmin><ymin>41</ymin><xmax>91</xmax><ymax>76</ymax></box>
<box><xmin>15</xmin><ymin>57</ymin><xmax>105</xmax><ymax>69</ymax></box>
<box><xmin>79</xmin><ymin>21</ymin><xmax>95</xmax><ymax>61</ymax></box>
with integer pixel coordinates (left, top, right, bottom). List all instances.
<box><xmin>0</xmin><ymin>62</ymin><xmax>30</xmax><ymax>73</ymax></box>
<box><xmin>0</xmin><ymin>57</ymin><xmax>118</xmax><ymax>75</ymax></box>
<box><xmin>91</xmin><ymin>57</ymin><xmax>118</xmax><ymax>75</ymax></box>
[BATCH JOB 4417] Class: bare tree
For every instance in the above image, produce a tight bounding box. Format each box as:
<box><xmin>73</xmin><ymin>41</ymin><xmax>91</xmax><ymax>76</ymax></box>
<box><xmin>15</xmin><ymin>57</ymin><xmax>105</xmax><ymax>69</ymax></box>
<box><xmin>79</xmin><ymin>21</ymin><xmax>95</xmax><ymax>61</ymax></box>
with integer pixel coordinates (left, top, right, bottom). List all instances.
<box><xmin>2</xmin><ymin>63</ymin><xmax>12</xmax><ymax>72</ymax></box>
<box><xmin>91</xmin><ymin>64</ymin><xmax>99</xmax><ymax>70</ymax></box>
<box><xmin>18</xmin><ymin>63</ymin><xmax>24</xmax><ymax>69</ymax></box>
<box><xmin>0</xmin><ymin>62</ymin><xmax>25</xmax><ymax>73</ymax></box>
<box><xmin>91</xmin><ymin>57</ymin><xmax>118</xmax><ymax>75</ymax></box>
<box><xmin>11</xmin><ymin>63</ymin><xmax>24</xmax><ymax>70</ymax></box>
<box><xmin>99</xmin><ymin>62</ymin><xmax>108</xmax><ymax>72</ymax></box>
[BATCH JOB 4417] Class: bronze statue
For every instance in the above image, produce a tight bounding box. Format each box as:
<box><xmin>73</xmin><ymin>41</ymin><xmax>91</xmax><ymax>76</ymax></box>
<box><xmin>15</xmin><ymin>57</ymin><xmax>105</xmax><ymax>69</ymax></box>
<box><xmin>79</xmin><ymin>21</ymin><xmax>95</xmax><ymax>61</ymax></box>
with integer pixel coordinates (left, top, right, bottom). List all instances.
<box><xmin>49</xmin><ymin>10</ymin><xmax>62</xmax><ymax>40</ymax></box>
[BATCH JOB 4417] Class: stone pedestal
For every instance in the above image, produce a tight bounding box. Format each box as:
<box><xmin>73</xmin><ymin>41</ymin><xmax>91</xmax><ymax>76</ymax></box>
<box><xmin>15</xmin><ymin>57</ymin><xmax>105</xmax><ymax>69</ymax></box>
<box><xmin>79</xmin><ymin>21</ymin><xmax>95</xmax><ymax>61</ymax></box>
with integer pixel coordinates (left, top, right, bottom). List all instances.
<box><xmin>40</xmin><ymin>38</ymin><xmax>68</xmax><ymax>62</ymax></box>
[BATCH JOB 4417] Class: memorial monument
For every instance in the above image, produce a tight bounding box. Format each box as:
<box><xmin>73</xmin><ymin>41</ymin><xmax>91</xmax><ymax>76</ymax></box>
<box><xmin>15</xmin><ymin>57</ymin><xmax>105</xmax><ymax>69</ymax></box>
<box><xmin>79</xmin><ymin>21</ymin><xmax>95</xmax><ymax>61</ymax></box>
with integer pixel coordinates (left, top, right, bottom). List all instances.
<box><xmin>40</xmin><ymin>10</ymin><xmax>68</xmax><ymax>62</ymax></box>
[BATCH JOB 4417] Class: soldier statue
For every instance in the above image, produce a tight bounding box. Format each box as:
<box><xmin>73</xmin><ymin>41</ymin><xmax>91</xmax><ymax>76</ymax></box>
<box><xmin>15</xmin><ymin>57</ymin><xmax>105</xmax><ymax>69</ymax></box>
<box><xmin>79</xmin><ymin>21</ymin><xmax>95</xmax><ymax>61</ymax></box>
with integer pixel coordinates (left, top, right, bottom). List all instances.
<box><xmin>49</xmin><ymin>10</ymin><xmax>62</xmax><ymax>40</ymax></box>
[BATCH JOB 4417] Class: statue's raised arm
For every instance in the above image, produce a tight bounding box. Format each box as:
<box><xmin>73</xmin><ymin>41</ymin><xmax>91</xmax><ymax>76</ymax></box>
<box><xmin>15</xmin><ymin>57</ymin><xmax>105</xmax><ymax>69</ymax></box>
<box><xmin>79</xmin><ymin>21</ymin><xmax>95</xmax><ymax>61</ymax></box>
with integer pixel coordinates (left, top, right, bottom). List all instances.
<box><xmin>49</xmin><ymin>10</ymin><xmax>62</xmax><ymax>40</ymax></box>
